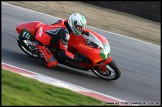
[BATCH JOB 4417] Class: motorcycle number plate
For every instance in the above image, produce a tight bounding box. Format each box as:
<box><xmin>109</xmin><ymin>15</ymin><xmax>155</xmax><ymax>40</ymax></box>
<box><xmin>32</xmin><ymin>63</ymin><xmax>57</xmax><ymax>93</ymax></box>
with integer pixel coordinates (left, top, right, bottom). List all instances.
<box><xmin>19</xmin><ymin>29</ymin><xmax>33</xmax><ymax>40</ymax></box>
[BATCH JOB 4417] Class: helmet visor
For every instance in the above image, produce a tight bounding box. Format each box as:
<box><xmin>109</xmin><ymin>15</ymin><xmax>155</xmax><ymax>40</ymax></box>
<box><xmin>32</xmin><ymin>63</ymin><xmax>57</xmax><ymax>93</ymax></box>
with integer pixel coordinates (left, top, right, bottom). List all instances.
<box><xmin>76</xmin><ymin>25</ymin><xmax>82</xmax><ymax>32</ymax></box>
<box><xmin>74</xmin><ymin>21</ymin><xmax>83</xmax><ymax>33</ymax></box>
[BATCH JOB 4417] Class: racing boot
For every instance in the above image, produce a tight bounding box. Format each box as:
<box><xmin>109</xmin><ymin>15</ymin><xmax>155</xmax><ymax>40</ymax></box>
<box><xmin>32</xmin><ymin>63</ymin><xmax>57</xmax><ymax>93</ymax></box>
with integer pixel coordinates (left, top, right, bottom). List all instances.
<box><xmin>35</xmin><ymin>43</ymin><xmax>58</xmax><ymax>68</ymax></box>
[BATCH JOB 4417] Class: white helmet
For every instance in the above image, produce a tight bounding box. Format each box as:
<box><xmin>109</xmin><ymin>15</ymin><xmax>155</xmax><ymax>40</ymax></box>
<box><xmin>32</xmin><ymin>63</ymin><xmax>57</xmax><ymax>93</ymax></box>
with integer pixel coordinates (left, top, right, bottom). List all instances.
<box><xmin>68</xmin><ymin>13</ymin><xmax>87</xmax><ymax>35</ymax></box>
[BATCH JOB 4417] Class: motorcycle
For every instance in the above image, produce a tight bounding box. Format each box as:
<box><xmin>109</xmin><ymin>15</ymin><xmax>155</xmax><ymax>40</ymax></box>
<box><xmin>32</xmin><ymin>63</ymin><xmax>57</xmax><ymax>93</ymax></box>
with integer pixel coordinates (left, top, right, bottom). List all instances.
<box><xmin>15</xmin><ymin>21</ymin><xmax>121</xmax><ymax>80</ymax></box>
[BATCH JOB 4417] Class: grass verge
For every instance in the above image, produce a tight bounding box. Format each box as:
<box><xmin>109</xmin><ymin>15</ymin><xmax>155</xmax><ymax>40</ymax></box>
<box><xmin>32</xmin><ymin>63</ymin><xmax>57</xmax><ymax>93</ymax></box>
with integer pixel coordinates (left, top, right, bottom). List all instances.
<box><xmin>2</xmin><ymin>69</ymin><xmax>104</xmax><ymax>106</ymax></box>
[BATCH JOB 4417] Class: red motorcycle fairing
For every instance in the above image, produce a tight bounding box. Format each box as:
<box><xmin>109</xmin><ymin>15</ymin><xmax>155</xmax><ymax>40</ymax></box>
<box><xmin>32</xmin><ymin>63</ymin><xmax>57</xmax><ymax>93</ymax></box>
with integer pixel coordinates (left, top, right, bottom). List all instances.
<box><xmin>68</xmin><ymin>30</ymin><xmax>110</xmax><ymax>65</ymax></box>
<box><xmin>16</xmin><ymin>21</ymin><xmax>44</xmax><ymax>37</ymax></box>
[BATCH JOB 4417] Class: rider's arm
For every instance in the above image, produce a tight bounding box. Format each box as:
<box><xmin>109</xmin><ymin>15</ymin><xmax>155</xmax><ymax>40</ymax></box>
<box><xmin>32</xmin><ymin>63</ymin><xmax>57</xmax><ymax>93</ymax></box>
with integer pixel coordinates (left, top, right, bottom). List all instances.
<box><xmin>58</xmin><ymin>29</ymin><xmax>74</xmax><ymax>60</ymax></box>
<box><xmin>81</xmin><ymin>28</ymin><xmax>89</xmax><ymax>36</ymax></box>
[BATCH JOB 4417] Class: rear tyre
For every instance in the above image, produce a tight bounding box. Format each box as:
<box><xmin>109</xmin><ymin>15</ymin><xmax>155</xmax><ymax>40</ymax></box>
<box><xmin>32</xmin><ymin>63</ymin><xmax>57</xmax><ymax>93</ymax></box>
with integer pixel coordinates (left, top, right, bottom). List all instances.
<box><xmin>91</xmin><ymin>60</ymin><xmax>121</xmax><ymax>80</ymax></box>
<box><xmin>18</xmin><ymin>39</ymin><xmax>39</xmax><ymax>58</ymax></box>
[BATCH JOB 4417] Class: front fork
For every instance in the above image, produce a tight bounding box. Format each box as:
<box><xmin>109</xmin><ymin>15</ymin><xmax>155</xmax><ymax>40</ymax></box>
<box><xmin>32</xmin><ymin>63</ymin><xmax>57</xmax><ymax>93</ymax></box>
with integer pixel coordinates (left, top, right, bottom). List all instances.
<box><xmin>96</xmin><ymin>56</ymin><xmax>112</xmax><ymax>72</ymax></box>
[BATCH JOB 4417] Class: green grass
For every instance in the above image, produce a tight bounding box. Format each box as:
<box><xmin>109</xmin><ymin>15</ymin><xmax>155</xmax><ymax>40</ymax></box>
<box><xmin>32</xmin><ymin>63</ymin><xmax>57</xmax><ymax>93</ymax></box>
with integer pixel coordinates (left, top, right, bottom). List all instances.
<box><xmin>2</xmin><ymin>69</ymin><xmax>104</xmax><ymax>106</ymax></box>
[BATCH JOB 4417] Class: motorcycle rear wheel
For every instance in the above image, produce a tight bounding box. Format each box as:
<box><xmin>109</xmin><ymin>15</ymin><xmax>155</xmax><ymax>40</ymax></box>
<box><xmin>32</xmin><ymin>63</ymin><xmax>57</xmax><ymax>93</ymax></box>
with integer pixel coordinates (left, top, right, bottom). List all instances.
<box><xmin>91</xmin><ymin>60</ymin><xmax>121</xmax><ymax>80</ymax></box>
<box><xmin>18</xmin><ymin>39</ymin><xmax>39</xmax><ymax>58</ymax></box>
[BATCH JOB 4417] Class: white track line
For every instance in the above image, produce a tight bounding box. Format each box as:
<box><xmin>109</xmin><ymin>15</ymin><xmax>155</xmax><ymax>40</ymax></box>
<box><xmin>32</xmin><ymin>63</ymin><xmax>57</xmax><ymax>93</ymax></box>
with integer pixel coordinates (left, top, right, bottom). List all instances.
<box><xmin>2</xmin><ymin>2</ymin><xmax>160</xmax><ymax>47</ymax></box>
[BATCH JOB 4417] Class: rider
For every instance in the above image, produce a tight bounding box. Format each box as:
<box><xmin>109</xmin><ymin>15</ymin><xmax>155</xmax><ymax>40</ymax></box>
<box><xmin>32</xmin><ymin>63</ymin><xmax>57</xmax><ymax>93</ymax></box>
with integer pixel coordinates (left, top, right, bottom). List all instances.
<box><xmin>35</xmin><ymin>13</ymin><xmax>89</xmax><ymax>68</ymax></box>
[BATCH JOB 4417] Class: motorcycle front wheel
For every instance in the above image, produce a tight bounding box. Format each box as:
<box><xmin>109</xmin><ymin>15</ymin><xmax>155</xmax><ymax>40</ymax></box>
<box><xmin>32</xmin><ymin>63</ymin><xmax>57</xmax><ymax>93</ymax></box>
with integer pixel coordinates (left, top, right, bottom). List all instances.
<box><xmin>91</xmin><ymin>60</ymin><xmax>121</xmax><ymax>80</ymax></box>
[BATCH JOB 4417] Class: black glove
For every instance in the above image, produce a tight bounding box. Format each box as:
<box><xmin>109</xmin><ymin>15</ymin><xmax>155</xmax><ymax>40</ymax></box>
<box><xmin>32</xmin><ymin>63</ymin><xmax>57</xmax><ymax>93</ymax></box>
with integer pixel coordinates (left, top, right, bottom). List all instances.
<box><xmin>82</xmin><ymin>31</ymin><xmax>89</xmax><ymax>36</ymax></box>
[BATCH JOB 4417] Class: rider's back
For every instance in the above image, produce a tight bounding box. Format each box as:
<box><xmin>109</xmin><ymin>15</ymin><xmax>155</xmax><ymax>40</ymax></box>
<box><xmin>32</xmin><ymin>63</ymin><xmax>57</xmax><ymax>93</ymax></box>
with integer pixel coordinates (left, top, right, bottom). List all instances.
<box><xmin>35</xmin><ymin>19</ymin><xmax>69</xmax><ymax>46</ymax></box>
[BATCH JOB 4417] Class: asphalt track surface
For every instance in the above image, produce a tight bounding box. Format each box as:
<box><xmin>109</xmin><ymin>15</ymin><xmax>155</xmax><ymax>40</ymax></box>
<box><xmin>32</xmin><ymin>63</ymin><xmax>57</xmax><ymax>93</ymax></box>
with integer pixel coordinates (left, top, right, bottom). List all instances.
<box><xmin>2</xmin><ymin>3</ymin><xmax>161</xmax><ymax>102</ymax></box>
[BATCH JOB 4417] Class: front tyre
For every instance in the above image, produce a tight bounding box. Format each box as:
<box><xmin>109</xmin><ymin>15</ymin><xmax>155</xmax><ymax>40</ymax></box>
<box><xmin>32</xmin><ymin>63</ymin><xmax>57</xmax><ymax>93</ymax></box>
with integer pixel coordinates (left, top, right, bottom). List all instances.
<box><xmin>91</xmin><ymin>60</ymin><xmax>121</xmax><ymax>80</ymax></box>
